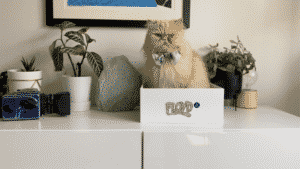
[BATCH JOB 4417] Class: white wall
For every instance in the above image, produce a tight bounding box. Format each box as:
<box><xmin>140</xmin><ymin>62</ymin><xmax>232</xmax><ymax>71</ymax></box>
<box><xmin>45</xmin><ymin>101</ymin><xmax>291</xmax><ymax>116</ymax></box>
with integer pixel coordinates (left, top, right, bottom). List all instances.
<box><xmin>0</xmin><ymin>0</ymin><xmax>299</xmax><ymax>116</ymax></box>
<box><xmin>186</xmin><ymin>0</ymin><xmax>300</xmax><ymax>116</ymax></box>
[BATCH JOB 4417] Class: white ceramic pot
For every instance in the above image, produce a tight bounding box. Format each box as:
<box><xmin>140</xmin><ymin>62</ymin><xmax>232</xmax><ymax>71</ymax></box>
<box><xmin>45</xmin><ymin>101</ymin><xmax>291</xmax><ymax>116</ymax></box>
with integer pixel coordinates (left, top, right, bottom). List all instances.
<box><xmin>7</xmin><ymin>69</ymin><xmax>42</xmax><ymax>93</ymax></box>
<box><xmin>62</xmin><ymin>75</ymin><xmax>92</xmax><ymax>112</ymax></box>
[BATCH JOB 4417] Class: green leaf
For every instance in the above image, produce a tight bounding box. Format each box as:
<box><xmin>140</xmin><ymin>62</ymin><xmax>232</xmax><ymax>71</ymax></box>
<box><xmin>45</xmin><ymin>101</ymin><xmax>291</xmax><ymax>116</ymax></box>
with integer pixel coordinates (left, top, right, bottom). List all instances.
<box><xmin>51</xmin><ymin>46</ymin><xmax>64</xmax><ymax>71</ymax></box>
<box><xmin>54</xmin><ymin>21</ymin><xmax>76</xmax><ymax>31</ymax></box>
<box><xmin>230</xmin><ymin>40</ymin><xmax>237</xmax><ymax>44</ymax></box>
<box><xmin>207</xmin><ymin>62</ymin><xmax>215</xmax><ymax>68</ymax></box>
<box><xmin>231</xmin><ymin>45</ymin><xmax>237</xmax><ymax>49</ymax></box>
<box><xmin>49</xmin><ymin>40</ymin><xmax>58</xmax><ymax>56</ymax></box>
<box><xmin>30</xmin><ymin>66</ymin><xmax>36</xmax><ymax>71</ymax></box>
<box><xmin>64</xmin><ymin>31</ymin><xmax>85</xmax><ymax>46</ymax></box>
<box><xmin>61</xmin><ymin>45</ymin><xmax>86</xmax><ymax>56</ymax></box>
<box><xmin>28</xmin><ymin>56</ymin><xmax>36</xmax><ymax>70</ymax></box>
<box><xmin>62</xmin><ymin>21</ymin><xmax>76</xmax><ymax>29</ymax></box>
<box><xmin>86</xmin><ymin>52</ymin><xmax>104</xmax><ymax>78</ymax></box>
<box><xmin>85</xmin><ymin>34</ymin><xmax>96</xmax><ymax>44</ymax></box>
<box><xmin>78</xmin><ymin>27</ymin><xmax>89</xmax><ymax>34</ymax></box>
<box><xmin>237</xmin><ymin>60</ymin><xmax>242</xmax><ymax>68</ymax></box>
<box><xmin>21</xmin><ymin>56</ymin><xmax>36</xmax><ymax>71</ymax></box>
<box><xmin>226</xmin><ymin>64</ymin><xmax>235</xmax><ymax>73</ymax></box>
<box><xmin>21</xmin><ymin>57</ymin><xmax>28</xmax><ymax>70</ymax></box>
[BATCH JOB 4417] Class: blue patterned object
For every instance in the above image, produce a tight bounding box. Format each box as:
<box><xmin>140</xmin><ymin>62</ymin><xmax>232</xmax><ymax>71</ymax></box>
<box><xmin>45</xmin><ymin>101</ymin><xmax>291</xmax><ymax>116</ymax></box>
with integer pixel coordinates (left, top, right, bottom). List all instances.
<box><xmin>194</xmin><ymin>102</ymin><xmax>200</xmax><ymax>108</ymax></box>
<box><xmin>2</xmin><ymin>89</ymin><xmax>40</xmax><ymax>120</ymax></box>
<box><xmin>1</xmin><ymin>88</ymin><xmax>70</xmax><ymax>120</ymax></box>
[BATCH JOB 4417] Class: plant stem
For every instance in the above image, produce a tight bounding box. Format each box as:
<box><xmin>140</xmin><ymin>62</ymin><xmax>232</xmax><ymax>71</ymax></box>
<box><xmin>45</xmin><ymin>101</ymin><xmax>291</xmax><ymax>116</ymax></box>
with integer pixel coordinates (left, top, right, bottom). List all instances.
<box><xmin>60</xmin><ymin>30</ymin><xmax>77</xmax><ymax>77</ymax></box>
<box><xmin>77</xmin><ymin>62</ymin><xmax>81</xmax><ymax>77</ymax></box>
<box><xmin>76</xmin><ymin>44</ymin><xmax>88</xmax><ymax>77</ymax></box>
<box><xmin>80</xmin><ymin>45</ymin><xmax>88</xmax><ymax>65</ymax></box>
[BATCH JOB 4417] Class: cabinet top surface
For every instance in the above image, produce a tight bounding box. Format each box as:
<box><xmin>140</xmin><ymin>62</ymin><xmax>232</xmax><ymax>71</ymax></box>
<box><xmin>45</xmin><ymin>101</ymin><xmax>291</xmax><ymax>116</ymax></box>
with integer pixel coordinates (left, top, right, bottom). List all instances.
<box><xmin>0</xmin><ymin>105</ymin><xmax>299</xmax><ymax>130</ymax></box>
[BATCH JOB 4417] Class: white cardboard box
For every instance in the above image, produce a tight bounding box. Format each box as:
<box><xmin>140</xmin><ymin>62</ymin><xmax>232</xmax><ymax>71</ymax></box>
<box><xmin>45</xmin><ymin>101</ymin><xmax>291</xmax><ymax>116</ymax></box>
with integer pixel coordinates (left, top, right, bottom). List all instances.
<box><xmin>141</xmin><ymin>83</ymin><xmax>224</xmax><ymax>128</ymax></box>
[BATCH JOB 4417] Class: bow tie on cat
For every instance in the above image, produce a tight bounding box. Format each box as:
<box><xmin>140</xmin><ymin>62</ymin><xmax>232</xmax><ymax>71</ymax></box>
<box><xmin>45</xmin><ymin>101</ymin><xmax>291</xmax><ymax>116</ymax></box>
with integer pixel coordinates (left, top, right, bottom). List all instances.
<box><xmin>152</xmin><ymin>51</ymin><xmax>181</xmax><ymax>66</ymax></box>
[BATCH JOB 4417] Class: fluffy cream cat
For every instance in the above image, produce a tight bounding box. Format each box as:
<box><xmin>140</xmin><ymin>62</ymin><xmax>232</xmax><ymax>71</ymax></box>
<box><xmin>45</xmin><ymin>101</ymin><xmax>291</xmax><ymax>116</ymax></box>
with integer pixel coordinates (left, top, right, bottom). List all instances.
<box><xmin>141</xmin><ymin>18</ymin><xmax>210</xmax><ymax>88</ymax></box>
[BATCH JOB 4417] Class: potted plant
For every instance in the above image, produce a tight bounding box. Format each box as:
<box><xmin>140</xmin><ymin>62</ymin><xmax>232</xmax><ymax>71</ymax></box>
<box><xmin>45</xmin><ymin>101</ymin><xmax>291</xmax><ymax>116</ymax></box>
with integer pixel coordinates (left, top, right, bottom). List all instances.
<box><xmin>7</xmin><ymin>56</ymin><xmax>43</xmax><ymax>93</ymax></box>
<box><xmin>49</xmin><ymin>21</ymin><xmax>104</xmax><ymax>112</ymax></box>
<box><xmin>204</xmin><ymin>36</ymin><xmax>257</xmax><ymax>107</ymax></box>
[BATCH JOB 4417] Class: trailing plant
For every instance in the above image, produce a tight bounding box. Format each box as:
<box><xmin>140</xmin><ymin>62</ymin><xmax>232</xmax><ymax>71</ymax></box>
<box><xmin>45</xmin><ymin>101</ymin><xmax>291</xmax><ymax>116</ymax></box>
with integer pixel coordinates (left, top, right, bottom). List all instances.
<box><xmin>49</xmin><ymin>21</ymin><xmax>103</xmax><ymax>77</ymax></box>
<box><xmin>21</xmin><ymin>56</ymin><xmax>39</xmax><ymax>72</ymax></box>
<box><xmin>204</xmin><ymin>36</ymin><xmax>256</xmax><ymax>79</ymax></box>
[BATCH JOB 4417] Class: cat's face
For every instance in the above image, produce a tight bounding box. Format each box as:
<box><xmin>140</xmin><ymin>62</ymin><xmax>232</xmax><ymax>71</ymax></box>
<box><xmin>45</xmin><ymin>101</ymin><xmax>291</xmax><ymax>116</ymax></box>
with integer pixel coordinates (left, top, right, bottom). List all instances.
<box><xmin>144</xmin><ymin>19</ymin><xmax>184</xmax><ymax>54</ymax></box>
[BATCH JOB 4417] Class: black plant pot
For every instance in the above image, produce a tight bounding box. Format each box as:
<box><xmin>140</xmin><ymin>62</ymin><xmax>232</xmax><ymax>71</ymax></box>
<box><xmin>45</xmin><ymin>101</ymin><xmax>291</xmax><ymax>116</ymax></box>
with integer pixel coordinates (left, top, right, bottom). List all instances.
<box><xmin>210</xmin><ymin>68</ymin><xmax>243</xmax><ymax>100</ymax></box>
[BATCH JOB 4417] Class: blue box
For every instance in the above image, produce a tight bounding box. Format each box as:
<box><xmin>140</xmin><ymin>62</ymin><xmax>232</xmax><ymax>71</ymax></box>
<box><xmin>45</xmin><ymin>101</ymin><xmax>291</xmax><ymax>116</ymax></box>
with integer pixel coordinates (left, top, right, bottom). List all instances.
<box><xmin>1</xmin><ymin>88</ymin><xmax>71</xmax><ymax>121</ymax></box>
<box><xmin>2</xmin><ymin>88</ymin><xmax>40</xmax><ymax>121</ymax></box>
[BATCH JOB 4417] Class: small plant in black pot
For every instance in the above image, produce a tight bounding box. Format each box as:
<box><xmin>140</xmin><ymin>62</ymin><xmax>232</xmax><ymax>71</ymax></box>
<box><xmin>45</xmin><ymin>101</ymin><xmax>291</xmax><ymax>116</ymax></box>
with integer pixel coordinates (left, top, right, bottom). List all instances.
<box><xmin>204</xmin><ymin>36</ymin><xmax>257</xmax><ymax>108</ymax></box>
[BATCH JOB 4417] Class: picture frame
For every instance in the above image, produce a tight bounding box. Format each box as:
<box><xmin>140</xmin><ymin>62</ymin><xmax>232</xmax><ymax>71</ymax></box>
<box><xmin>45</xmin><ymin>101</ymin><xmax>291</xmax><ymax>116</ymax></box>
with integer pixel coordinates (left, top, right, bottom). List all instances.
<box><xmin>46</xmin><ymin>0</ymin><xmax>190</xmax><ymax>29</ymax></box>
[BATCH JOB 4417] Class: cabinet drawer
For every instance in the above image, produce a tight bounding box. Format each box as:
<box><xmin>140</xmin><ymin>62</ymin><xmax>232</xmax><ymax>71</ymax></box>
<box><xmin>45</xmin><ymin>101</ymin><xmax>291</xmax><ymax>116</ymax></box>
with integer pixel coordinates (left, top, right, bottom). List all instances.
<box><xmin>0</xmin><ymin>130</ymin><xmax>142</xmax><ymax>169</ymax></box>
<box><xmin>144</xmin><ymin>130</ymin><xmax>300</xmax><ymax>169</ymax></box>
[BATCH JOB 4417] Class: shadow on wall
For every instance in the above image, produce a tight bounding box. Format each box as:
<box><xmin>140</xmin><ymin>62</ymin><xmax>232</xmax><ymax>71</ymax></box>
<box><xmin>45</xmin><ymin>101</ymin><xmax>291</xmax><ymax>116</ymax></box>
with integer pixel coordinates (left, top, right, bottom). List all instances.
<box><xmin>274</xmin><ymin>54</ymin><xmax>300</xmax><ymax>117</ymax></box>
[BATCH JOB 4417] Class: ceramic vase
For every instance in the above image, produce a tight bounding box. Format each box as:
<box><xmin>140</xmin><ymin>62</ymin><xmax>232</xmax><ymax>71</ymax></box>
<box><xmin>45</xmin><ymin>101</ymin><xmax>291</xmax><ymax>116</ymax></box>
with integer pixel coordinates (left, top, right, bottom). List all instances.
<box><xmin>62</xmin><ymin>75</ymin><xmax>92</xmax><ymax>112</ymax></box>
<box><xmin>7</xmin><ymin>69</ymin><xmax>42</xmax><ymax>93</ymax></box>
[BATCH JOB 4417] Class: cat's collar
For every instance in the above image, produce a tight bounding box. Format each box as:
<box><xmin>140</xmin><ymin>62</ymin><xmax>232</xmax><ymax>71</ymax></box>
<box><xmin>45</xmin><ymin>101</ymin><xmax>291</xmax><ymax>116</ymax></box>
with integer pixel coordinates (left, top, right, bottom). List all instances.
<box><xmin>152</xmin><ymin>51</ymin><xmax>181</xmax><ymax>66</ymax></box>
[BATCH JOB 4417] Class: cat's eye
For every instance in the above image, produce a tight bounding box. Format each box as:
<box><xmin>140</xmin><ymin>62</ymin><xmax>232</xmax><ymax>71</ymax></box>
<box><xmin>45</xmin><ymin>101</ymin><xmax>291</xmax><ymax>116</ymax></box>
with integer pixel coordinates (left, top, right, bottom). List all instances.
<box><xmin>154</xmin><ymin>33</ymin><xmax>162</xmax><ymax>38</ymax></box>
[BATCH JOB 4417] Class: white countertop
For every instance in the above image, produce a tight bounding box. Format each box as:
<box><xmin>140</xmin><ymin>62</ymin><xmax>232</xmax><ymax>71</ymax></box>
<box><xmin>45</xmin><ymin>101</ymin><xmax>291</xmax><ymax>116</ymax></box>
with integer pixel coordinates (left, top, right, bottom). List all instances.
<box><xmin>0</xmin><ymin>105</ymin><xmax>299</xmax><ymax>130</ymax></box>
<box><xmin>224</xmin><ymin>105</ymin><xmax>300</xmax><ymax>129</ymax></box>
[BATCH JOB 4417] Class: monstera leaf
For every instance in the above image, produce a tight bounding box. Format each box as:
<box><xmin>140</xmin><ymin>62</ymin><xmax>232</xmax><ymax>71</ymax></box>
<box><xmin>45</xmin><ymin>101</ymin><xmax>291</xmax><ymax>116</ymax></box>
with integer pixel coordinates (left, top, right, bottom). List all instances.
<box><xmin>86</xmin><ymin>52</ymin><xmax>104</xmax><ymax>78</ymax></box>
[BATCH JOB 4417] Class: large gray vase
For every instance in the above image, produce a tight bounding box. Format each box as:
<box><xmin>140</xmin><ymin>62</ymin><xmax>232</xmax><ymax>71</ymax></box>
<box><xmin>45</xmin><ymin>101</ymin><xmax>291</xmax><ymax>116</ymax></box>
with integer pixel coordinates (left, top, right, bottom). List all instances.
<box><xmin>95</xmin><ymin>55</ymin><xmax>142</xmax><ymax>112</ymax></box>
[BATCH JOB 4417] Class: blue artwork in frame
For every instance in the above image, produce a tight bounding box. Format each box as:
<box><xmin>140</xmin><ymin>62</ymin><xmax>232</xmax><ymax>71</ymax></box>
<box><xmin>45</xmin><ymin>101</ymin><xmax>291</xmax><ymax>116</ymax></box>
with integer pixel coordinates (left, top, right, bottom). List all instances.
<box><xmin>67</xmin><ymin>0</ymin><xmax>162</xmax><ymax>7</ymax></box>
<box><xmin>46</xmin><ymin>0</ymin><xmax>190</xmax><ymax>28</ymax></box>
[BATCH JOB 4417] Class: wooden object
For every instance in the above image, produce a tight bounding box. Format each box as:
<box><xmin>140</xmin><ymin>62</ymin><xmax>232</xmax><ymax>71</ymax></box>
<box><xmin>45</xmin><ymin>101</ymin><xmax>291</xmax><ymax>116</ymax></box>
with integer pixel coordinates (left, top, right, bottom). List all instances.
<box><xmin>237</xmin><ymin>89</ymin><xmax>258</xmax><ymax>109</ymax></box>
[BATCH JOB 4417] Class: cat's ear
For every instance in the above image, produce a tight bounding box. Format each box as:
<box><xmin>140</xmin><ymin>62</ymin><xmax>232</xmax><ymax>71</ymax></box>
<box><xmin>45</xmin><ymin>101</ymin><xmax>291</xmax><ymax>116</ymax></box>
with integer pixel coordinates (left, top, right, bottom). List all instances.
<box><xmin>173</xmin><ymin>18</ymin><xmax>184</xmax><ymax>27</ymax></box>
<box><xmin>146</xmin><ymin>20</ymin><xmax>159</xmax><ymax>29</ymax></box>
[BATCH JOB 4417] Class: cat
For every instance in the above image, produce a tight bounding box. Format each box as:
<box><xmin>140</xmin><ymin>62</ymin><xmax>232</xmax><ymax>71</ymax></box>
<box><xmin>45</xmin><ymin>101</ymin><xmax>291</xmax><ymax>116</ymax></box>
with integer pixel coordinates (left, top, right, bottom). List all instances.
<box><xmin>141</xmin><ymin>18</ymin><xmax>210</xmax><ymax>88</ymax></box>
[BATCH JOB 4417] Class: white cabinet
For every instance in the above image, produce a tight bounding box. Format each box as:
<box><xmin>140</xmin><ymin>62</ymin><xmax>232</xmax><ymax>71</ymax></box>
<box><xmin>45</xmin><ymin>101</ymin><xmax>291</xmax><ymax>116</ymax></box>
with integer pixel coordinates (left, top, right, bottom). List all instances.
<box><xmin>144</xmin><ymin>130</ymin><xmax>300</xmax><ymax>169</ymax></box>
<box><xmin>0</xmin><ymin>131</ymin><xmax>141</xmax><ymax>169</ymax></box>
<box><xmin>0</xmin><ymin>107</ymin><xmax>142</xmax><ymax>169</ymax></box>
<box><xmin>143</xmin><ymin>105</ymin><xmax>300</xmax><ymax>169</ymax></box>
<box><xmin>1</xmin><ymin>105</ymin><xmax>300</xmax><ymax>169</ymax></box>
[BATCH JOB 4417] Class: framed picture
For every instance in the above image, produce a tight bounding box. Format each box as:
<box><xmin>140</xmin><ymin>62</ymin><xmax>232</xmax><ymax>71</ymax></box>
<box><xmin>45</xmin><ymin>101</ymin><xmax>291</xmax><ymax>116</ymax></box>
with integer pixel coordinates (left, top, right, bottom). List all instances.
<box><xmin>46</xmin><ymin>0</ymin><xmax>190</xmax><ymax>29</ymax></box>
